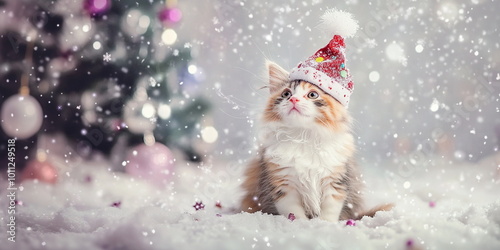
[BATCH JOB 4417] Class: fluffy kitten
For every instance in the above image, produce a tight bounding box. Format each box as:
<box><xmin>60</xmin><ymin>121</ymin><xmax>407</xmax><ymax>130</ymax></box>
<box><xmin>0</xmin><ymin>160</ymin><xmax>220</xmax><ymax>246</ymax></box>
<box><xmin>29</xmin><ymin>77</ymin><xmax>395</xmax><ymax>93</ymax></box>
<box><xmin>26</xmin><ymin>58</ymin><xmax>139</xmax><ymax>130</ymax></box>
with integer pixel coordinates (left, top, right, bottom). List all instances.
<box><xmin>240</xmin><ymin>61</ymin><xmax>390</xmax><ymax>222</ymax></box>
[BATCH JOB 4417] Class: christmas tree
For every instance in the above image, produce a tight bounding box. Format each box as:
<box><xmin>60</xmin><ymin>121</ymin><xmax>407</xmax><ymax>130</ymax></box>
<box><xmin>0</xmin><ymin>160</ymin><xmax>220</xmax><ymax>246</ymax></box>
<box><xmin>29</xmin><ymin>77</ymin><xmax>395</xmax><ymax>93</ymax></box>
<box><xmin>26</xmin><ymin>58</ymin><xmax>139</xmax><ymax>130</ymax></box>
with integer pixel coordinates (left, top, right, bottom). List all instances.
<box><xmin>0</xmin><ymin>0</ymin><xmax>210</xmax><ymax>172</ymax></box>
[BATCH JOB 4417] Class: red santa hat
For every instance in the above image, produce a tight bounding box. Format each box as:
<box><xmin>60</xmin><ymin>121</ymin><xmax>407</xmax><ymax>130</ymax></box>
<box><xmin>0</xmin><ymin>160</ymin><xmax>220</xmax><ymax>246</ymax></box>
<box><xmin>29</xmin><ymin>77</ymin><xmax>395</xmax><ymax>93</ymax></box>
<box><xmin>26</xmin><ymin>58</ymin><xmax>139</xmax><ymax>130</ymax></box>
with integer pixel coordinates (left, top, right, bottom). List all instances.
<box><xmin>289</xmin><ymin>9</ymin><xmax>359</xmax><ymax>107</ymax></box>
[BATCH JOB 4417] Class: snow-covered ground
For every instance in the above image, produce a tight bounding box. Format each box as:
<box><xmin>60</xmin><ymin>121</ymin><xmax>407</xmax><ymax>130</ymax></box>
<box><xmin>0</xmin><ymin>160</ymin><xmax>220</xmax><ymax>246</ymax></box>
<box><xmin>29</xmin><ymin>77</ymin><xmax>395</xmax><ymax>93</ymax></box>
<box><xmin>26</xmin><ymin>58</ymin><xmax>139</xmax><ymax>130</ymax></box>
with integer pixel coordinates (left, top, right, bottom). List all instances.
<box><xmin>1</xmin><ymin>153</ymin><xmax>500</xmax><ymax>250</ymax></box>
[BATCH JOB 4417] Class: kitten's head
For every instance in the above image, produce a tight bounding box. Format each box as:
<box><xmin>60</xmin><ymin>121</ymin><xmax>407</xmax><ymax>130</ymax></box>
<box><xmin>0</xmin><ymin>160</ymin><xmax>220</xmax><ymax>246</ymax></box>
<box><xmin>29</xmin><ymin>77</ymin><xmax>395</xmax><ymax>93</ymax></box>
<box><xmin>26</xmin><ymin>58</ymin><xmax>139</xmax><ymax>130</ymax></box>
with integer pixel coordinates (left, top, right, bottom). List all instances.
<box><xmin>264</xmin><ymin>61</ymin><xmax>351</xmax><ymax>132</ymax></box>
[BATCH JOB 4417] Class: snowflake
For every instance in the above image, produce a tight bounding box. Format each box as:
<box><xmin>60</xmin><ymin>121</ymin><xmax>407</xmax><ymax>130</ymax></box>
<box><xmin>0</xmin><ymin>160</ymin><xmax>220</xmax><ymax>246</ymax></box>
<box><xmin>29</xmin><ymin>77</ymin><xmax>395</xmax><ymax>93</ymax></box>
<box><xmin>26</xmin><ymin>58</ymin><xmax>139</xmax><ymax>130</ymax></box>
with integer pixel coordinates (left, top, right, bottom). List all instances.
<box><xmin>103</xmin><ymin>52</ymin><xmax>112</xmax><ymax>62</ymax></box>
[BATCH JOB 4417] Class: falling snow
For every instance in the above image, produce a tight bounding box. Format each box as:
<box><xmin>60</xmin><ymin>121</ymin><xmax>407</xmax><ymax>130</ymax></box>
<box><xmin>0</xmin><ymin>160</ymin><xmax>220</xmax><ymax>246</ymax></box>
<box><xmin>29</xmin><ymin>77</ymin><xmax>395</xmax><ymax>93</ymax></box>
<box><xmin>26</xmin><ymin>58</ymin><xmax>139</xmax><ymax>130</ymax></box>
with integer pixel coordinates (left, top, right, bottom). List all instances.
<box><xmin>103</xmin><ymin>52</ymin><xmax>112</xmax><ymax>62</ymax></box>
<box><xmin>1</xmin><ymin>0</ymin><xmax>500</xmax><ymax>249</ymax></box>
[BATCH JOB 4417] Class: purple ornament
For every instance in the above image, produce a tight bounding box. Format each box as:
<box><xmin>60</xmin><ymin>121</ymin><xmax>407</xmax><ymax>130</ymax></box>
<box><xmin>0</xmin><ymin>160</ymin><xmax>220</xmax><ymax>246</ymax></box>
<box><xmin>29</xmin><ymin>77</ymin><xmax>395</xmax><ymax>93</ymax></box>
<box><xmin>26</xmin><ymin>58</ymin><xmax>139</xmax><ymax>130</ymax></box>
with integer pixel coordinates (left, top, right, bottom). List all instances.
<box><xmin>345</xmin><ymin>219</ymin><xmax>356</xmax><ymax>226</ymax></box>
<box><xmin>84</xmin><ymin>0</ymin><xmax>111</xmax><ymax>15</ymax></box>
<box><xmin>21</xmin><ymin>160</ymin><xmax>58</xmax><ymax>184</ymax></box>
<box><xmin>158</xmin><ymin>7</ymin><xmax>182</xmax><ymax>25</ymax></box>
<box><xmin>125</xmin><ymin>143</ymin><xmax>175</xmax><ymax>187</ymax></box>
<box><xmin>288</xmin><ymin>213</ymin><xmax>296</xmax><ymax>221</ymax></box>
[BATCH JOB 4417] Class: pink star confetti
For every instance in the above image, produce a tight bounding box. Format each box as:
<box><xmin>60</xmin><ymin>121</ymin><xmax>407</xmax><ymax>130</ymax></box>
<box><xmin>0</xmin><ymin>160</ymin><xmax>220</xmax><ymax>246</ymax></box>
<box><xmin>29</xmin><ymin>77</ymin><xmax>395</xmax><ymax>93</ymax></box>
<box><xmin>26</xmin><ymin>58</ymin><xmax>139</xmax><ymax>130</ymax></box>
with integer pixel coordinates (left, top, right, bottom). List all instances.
<box><xmin>288</xmin><ymin>213</ymin><xmax>296</xmax><ymax>221</ymax></box>
<box><xmin>429</xmin><ymin>201</ymin><xmax>436</xmax><ymax>208</ymax></box>
<box><xmin>111</xmin><ymin>201</ymin><xmax>121</xmax><ymax>208</ymax></box>
<box><xmin>193</xmin><ymin>201</ymin><xmax>205</xmax><ymax>211</ymax></box>
<box><xmin>345</xmin><ymin>219</ymin><xmax>356</xmax><ymax>226</ymax></box>
<box><xmin>215</xmin><ymin>201</ymin><xmax>222</xmax><ymax>209</ymax></box>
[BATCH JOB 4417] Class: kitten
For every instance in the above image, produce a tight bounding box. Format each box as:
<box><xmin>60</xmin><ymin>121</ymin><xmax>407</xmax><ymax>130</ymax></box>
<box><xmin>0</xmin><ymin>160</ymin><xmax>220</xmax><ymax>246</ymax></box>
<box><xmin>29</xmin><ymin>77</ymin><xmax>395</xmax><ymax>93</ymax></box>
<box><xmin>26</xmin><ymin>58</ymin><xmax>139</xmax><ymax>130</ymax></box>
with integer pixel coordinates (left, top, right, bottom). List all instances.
<box><xmin>240</xmin><ymin>61</ymin><xmax>391</xmax><ymax>222</ymax></box>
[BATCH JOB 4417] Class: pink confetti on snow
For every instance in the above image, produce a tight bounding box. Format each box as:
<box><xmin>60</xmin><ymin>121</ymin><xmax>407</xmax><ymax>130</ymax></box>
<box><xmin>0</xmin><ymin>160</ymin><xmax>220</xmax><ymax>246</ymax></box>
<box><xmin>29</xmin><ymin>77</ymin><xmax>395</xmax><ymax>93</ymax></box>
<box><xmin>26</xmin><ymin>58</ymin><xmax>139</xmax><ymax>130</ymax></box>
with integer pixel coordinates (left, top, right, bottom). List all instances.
<box><xmin>111</xmin><ymin>201</ymin><xmax>121</xmax><ymax>208</ymax></box>
<box><xmin>345</xmin><ymin>219</ymin><xmax>356</xmax><ymax>226</ymax></box>
<box><xmin>193</xmin><ymin>201</ymin><xmax>205</xmax><ymax>211</ymax></box>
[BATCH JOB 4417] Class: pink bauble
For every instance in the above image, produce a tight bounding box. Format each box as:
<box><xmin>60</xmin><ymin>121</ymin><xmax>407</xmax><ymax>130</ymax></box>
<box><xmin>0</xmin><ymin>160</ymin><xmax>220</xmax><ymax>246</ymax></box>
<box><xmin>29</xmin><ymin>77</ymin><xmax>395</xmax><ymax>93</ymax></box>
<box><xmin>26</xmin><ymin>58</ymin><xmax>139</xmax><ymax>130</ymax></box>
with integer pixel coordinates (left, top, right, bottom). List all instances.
<box><xmin>125</xmin><ymin>143</ymin><xmax>175</xmax><ymax>187</ymax></box>
<box><xmin>21</xmin><ymin>160</ymin><xmax>58</xmax><ymax>184</ymax></box>
<box><xmin>158</xmin><ymin>7</ymin><xmax>182</xmax><ymax>25</ymax></box>
<box><xmin>84</xmin><ymin>0</ymin><xmax>111</xmax><ymax>15</ymax></box>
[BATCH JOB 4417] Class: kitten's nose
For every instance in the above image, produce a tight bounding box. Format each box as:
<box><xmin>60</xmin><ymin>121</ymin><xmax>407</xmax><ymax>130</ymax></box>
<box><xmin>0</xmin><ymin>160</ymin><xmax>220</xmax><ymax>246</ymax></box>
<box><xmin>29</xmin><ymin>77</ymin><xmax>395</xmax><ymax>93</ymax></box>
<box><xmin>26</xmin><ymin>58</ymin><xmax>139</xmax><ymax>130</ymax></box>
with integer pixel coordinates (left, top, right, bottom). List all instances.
<box><xmin>290</xmin><ymin>97</ymin><xmax>300</xmax><ymax>104</ymax></box>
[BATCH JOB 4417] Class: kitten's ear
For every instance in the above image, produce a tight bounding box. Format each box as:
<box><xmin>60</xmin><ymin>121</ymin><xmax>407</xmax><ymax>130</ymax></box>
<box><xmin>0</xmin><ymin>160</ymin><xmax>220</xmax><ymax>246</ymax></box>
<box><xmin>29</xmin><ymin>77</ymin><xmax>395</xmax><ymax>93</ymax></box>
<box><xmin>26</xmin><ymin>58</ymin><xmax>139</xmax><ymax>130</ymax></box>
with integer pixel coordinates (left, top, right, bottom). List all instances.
<box><xmin>266</xmin><ymin>60</ymin><xmax>289</xmax><ymax>94</ymax></box>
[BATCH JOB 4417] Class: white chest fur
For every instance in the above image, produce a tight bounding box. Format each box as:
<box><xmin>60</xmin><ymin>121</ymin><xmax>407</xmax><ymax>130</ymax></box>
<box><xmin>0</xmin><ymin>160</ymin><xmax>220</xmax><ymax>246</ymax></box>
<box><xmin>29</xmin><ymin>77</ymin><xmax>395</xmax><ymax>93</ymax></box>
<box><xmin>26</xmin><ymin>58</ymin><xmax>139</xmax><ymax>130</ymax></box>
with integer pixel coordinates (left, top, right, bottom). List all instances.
<box><xmin>260</xmin><ymin>124</ymin><xmax>353</xmax><ymax>216</ymax></box>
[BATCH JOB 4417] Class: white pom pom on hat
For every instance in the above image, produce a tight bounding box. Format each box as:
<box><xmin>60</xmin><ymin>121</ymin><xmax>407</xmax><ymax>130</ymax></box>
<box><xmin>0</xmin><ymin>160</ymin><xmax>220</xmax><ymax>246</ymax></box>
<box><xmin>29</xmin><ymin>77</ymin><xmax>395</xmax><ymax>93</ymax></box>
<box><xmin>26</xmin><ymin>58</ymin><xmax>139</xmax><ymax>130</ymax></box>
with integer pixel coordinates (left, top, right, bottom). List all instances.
<box><xmin>319</xmin><ymin>9</ymin><xmax>359</xmax><ymax>38</ymax></box>
<box><xmin>289</xmin><ymin>9</ymin><xmax>358</xmax><ymax>107</ymax></box>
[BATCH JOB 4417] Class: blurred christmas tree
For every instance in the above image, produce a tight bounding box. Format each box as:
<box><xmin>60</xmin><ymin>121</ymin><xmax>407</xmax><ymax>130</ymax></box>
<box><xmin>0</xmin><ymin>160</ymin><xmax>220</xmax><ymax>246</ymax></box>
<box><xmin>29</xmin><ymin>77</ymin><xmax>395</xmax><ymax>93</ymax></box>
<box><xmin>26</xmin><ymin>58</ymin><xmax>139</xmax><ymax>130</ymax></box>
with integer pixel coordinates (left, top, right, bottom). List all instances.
<box><xmin>0</xmin><ymin>0</ymin><xmax>210</xmax><ymax>171</ymax></box>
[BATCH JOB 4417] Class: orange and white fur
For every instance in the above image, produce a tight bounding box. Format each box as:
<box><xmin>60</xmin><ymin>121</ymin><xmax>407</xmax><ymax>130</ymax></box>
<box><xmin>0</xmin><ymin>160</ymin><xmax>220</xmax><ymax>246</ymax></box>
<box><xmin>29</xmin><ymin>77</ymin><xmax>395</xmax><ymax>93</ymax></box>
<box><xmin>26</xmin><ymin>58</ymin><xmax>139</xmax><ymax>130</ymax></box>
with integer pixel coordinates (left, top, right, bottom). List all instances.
<box><xmin>240</xmin><ymin>61</ymin><xmax>390</xmax><ymax>222</ymax></box>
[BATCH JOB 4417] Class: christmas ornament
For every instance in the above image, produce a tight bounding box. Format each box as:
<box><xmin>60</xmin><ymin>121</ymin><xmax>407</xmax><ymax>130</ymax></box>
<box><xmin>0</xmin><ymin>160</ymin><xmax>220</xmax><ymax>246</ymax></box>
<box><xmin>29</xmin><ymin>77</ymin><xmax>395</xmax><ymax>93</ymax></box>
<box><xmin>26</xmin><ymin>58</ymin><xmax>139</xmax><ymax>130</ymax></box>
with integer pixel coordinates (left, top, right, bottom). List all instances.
<box><xmin>288</xmin><ymin>213</ymin><xmax>296</xmax><ymax>221</ymax></box>
<box><xmin>345</xmin><ymin>219</ymin><xmax>356</xmax><ymax>226</ymax></box>
<box><xmin>158</xmin><ymin>7</ymin><xmax>182</xmax><ymax>25</ymax></box>
<box><xmin>84</xmin><ymin>0</ymin><xmax>111</xmax><ymax>15</ymax></box>
<box><xmin>21</xmin><ymin>160</ymin><xmax>58</xmax><ymax>184</ymax></box>
<box><xmin>125</xmin><ymin>142</ymin><xmax>175</xmax><ymax>187</ymax></box>
<box><xmin>1</xmin><ymin>94</ymin><xmax>43</xmax><ymax>139</ymax></box>
<box><xmin>1</xmin><ymin>30</ymin><xmax>43</xmax><ymax>140</ymax></box>
<box><xmin>193</xmin><ymin>201</ymin><xmax>205</xmax><ymax>211</ymax></box>
<box><xmin>289</xmin><ymin>9</ymin><xmax>358</xmax><ymax>107</ymax></box>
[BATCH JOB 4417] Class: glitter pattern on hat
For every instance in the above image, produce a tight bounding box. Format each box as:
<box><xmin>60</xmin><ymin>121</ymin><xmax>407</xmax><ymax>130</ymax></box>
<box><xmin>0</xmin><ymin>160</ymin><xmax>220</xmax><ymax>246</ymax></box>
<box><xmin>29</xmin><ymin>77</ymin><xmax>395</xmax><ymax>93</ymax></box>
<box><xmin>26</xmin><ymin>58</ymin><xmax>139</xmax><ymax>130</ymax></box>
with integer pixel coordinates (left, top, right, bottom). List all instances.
<box><xmin>289</xmin><ymin>9</ymin><xmax>358</xmax><ymax>107</ymax></box>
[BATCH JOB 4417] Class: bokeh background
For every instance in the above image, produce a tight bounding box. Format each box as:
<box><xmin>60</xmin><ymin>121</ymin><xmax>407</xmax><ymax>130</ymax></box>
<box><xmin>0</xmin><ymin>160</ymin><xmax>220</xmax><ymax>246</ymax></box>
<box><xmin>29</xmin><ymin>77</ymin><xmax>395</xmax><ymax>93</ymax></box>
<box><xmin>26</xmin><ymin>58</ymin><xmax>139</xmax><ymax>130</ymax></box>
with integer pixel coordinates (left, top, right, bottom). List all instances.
<box><xmin>0</xmin><ymin>0</ymin><xmax>499</xmax><ymax>175</ymax></box>
<box><xmin>187</xmin><ymin>0</ymin><xmax>500</xmax><ymax>165</ymax></box>
<box><xmin>0</xmin><ymin>1</ymin><xmax>499</xmax><ymax>249</ymax></box>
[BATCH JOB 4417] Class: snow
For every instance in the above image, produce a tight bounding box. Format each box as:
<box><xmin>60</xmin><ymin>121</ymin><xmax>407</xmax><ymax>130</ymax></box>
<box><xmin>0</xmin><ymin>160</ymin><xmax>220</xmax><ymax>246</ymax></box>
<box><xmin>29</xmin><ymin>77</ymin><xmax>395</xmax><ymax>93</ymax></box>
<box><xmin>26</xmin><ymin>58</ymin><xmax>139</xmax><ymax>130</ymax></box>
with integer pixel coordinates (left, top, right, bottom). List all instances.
<box><xmin>1</xmin><ymin>154</ymin><xmax>500</xmax><ymax>249</ymax></box>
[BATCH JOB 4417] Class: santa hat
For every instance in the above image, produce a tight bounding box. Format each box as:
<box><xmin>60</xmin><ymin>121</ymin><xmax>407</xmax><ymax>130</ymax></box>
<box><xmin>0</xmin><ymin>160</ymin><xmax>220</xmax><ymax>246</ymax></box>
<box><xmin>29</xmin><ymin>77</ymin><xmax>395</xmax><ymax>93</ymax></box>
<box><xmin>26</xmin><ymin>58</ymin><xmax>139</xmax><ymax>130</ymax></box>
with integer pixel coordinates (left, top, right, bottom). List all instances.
<box><xmin>289</xmin><ymin>9</ymin><xmax>358</xmax><ymax>107</ymax></box>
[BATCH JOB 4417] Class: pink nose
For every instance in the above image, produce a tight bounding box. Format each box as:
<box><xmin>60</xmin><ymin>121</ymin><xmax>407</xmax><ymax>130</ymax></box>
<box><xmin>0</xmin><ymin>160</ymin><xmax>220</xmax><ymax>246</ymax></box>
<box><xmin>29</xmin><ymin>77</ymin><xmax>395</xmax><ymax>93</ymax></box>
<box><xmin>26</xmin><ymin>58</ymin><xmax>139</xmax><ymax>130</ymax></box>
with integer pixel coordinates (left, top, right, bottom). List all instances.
<box><xmin>290</xmin><ymin>97</ymin><xmax>300</xmax><ymax>104</ymax></box>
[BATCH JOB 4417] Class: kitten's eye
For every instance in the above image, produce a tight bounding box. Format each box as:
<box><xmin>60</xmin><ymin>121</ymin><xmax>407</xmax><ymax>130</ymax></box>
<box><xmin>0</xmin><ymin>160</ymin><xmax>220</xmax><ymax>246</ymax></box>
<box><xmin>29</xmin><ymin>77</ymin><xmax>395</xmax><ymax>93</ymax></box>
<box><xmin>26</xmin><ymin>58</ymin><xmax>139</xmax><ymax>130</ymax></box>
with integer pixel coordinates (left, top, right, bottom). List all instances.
<box><xmin>281</xmin><ymin>90</ymin><xmax>292</xmax><ymax>98</ymax></box>
<box><xmin>307</xmin><ymin>91</ymin><xmax>319</xmax><ymax>99</ymax></box>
